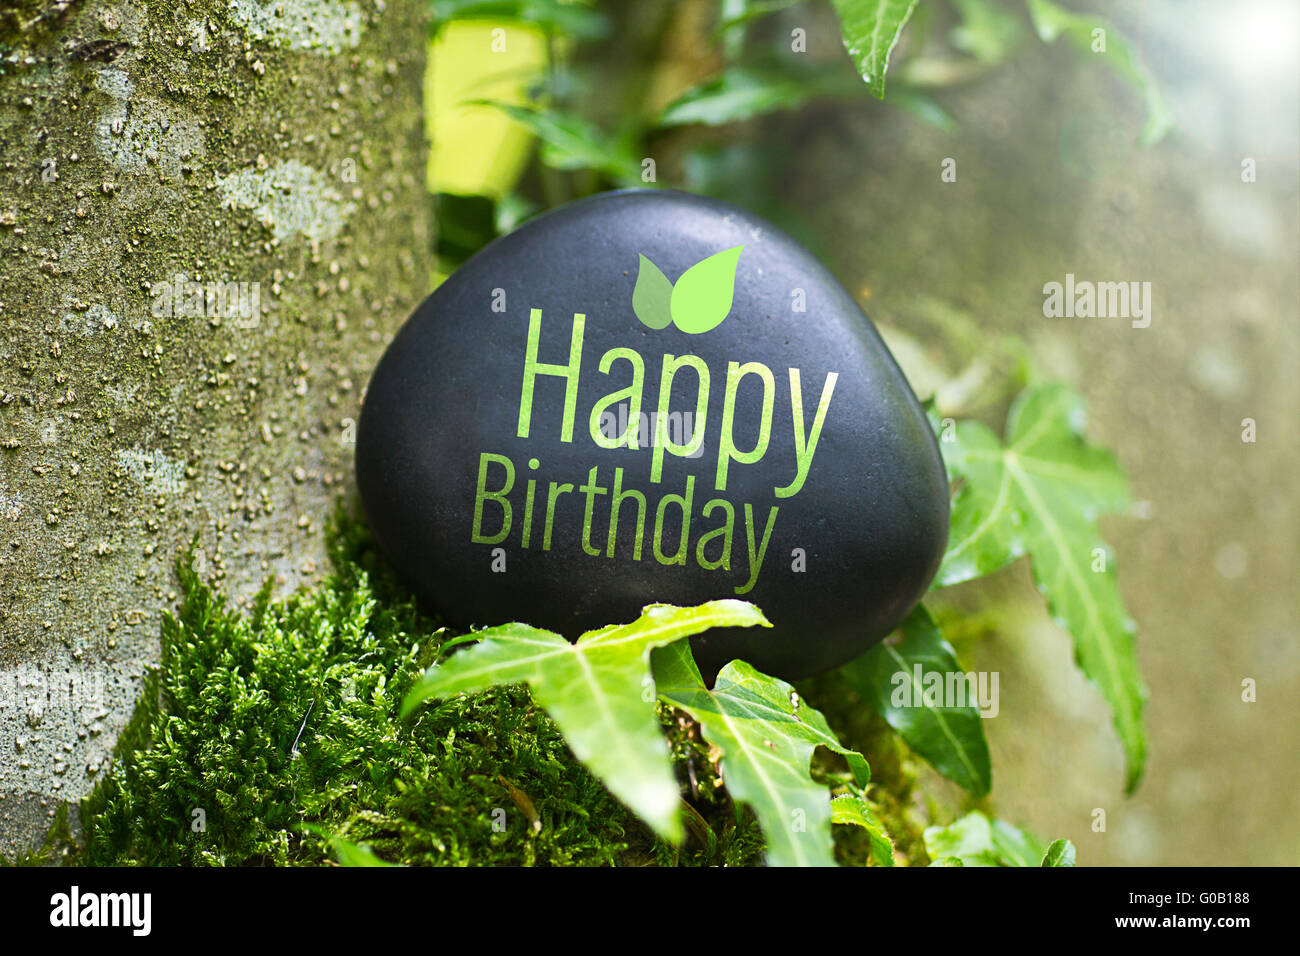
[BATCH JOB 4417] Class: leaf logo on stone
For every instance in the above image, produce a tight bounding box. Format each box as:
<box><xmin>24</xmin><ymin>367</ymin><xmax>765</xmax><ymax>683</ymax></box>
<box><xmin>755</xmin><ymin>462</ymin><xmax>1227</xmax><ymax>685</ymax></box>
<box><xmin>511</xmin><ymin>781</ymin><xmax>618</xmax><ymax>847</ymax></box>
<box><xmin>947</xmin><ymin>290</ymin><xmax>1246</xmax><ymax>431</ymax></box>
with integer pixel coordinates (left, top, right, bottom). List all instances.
<box><xmin>631</xmin><ymin>254</ymin><xmax>673</xmax><ymax>329</ymax></box>
<box><xmin>632</xmin><ymin>245</ymin><xmax>745</xmax><ymax>333</ymax></box>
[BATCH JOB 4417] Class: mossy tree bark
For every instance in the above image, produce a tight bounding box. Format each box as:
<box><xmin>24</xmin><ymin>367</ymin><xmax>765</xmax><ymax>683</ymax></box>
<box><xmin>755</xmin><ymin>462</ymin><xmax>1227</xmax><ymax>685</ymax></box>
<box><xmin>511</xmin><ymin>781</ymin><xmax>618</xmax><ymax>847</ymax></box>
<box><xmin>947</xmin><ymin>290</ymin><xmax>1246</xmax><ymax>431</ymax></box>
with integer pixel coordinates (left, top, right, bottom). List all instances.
<box><xmin>0</xmin><ymin>0</ymin><xmax>431</xmax><ymax>853</ymax></box>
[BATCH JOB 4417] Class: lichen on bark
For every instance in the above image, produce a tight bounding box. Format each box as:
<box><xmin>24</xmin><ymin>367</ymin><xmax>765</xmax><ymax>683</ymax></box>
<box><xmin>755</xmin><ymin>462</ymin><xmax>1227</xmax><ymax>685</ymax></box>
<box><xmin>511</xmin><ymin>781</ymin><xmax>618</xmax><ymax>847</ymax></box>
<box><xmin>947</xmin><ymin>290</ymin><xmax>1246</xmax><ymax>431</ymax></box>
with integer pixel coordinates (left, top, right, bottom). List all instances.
<box><xmin>0</xmin><ymin>0</ymin><xmax>432</xmax><ymax>854</ymax></box>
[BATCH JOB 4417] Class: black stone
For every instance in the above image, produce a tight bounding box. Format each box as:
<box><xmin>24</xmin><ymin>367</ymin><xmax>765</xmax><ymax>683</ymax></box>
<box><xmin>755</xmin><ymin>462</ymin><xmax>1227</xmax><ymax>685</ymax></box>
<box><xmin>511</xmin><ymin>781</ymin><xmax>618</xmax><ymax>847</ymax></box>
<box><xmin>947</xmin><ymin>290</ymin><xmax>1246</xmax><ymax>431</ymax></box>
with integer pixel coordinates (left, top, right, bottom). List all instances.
<box><xmin>356</xmin><ymin>190</ymin><xmax>948</xmax><ymax>681</ymax></box>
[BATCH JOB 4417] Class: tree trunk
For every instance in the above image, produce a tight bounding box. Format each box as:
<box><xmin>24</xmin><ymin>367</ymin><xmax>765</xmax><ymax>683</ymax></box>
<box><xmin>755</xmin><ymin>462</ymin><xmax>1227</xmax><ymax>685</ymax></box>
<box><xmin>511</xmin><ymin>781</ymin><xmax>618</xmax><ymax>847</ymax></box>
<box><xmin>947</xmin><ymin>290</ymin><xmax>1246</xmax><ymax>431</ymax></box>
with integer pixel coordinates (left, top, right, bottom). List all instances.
<box><xmin>0</xmin><ymin>0</ymin><xmax>431</xmax><ymax>853</ymax></box>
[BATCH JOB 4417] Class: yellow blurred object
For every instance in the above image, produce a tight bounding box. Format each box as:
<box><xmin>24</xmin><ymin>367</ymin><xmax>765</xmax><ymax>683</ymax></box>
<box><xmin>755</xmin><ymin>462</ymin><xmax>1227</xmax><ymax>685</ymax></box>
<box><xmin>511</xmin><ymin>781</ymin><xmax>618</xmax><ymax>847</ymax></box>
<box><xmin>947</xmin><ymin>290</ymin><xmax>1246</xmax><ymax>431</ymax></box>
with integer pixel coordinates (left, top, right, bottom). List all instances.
<box><xmin>426</xmin><ymin>21</ymin><xmax>548</xmax><ymax>199</ymax></box>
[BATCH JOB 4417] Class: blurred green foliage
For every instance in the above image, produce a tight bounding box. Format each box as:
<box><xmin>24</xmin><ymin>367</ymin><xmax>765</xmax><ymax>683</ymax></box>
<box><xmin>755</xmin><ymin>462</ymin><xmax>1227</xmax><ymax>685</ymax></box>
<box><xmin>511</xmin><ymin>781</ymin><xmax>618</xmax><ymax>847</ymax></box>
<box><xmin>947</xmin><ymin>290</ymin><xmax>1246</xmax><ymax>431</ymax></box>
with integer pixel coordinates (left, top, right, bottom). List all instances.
<box><xmin>429</xmin><ymin>0</ymin><xmax>1168</xmax><ymax>269</ymax></box>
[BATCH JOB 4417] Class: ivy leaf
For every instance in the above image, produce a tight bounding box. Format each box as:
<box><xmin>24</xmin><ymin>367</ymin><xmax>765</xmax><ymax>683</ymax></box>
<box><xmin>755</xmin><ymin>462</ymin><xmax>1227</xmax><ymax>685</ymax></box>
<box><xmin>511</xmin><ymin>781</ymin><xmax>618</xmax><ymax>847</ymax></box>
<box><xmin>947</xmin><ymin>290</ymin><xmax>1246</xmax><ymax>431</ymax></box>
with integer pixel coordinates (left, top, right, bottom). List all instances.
<box><xmin>1042</xmin><ymin>838</ymin><xmax>1077</xmax><ymax>867</ymax></box>
<box><xmin>659</xmin><ymin>65</ymin><xmax>861</xmax><ymax>127</ymax></box>
<box><xmin>669</xmin><ymin>245</ymin><xmax>744</xmax><ymax>334</ymax></box>
<box><xmin>934</xmin><ymin>410</ymin><xmax>1026</xmax><ymax>586</ymax></box>
<box><xmin>830</xmin><ymin>793</ymin><xmax>895</xmax><ymax>867</ymax></box>
<box><xmin>829</xmin><ymin>0</ymin><xmax>920</xmax><ymax>98</ymax></box>
<box><xmin>403</xmin><ymin>601</ymin><xmax>772</xmax><ymax>843</ymax></box>
<box><xmin>1024</xmin><ymin>0</ymin><xmax>1174</xmax><ymax>145</ymax></box>
<box><xmin>839</xmin><ymin>605</ymin><xmax>992</xmax><ymax>796</ymax></box>
<box><xmin>924</xmin><ymin>811</ymin><xmax>1063</xmax><ymax>867</ymax></box>
<box><xmin>472</xmin><ymin>101</ymin><xmax>641</xmax><ymax>184</ymax></box>
<box><xmin>988</xmin><ymin>816</ymin><xmax>1048</xmax><ymax>867</ymax></box>
<box><xmin>653</xmin><ymin>640</ymin><xmax>870</xmax><ymax>867</ymax></box>
<box><xmin>632</xmin><ymin>254</ymin><xmax>674</xmax><ymax>330</ymax></box>
<box><xmin>936</xmin><ymin>383</ymin><xmax>1146</xmax><ymax>792</ymax></box>
<box><xmin>924</xmin><ymin>812</ymin><xmax>1003</xmax><ymax>866</ymax></box>
<box><xmin>660</xmin><ymin>68</ymin><xmax>811</xmax><ymax>127</ymax></box>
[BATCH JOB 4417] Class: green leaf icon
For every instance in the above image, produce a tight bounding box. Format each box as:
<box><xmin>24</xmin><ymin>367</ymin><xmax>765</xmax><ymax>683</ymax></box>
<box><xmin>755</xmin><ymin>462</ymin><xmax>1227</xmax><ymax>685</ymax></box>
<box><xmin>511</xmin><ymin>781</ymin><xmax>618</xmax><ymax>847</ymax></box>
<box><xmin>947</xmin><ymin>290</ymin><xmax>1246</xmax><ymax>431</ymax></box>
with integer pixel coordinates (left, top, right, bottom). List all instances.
<box><xmin>631</xmin><ymin>254</ymin><xmax>673</xmax><ymax>329</ymax></box>
<box><xmin>669</xmin><ymin>244</ymin><xmax>744</xmax><ymax>334</ymax></box>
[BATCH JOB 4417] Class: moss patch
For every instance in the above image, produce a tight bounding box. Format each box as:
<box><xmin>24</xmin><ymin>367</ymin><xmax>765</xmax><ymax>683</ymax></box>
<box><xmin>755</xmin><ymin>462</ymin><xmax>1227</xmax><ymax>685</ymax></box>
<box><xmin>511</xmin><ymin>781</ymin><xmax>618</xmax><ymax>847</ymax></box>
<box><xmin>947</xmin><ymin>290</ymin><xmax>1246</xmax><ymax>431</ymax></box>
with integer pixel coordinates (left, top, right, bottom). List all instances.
<box><xmin>63</xmin><ymin>511</ymin><xmax>760</xmax><ymax>865</ymax></box>
<box><xmin>23</xmin><ymin>506</ymin><xmax>923</xmax><ymax>867</ymax></box>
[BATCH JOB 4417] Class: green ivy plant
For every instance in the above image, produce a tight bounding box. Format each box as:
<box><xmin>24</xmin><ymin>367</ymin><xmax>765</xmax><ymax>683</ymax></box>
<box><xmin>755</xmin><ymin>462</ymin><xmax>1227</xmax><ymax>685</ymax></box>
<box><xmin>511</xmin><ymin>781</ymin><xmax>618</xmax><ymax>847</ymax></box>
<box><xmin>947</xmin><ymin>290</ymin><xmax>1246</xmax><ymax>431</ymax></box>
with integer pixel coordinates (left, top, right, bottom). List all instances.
<box><xmin>402</xmin><ymin>600</ymin><xmax>773</xmax><ymax>843</ymax></box>
<box><xmin>394</xmin><ymin>378</ymin><xmax>1136</xmax><ymax>866</ymax></box>
<box><xmin>840</xmin><ymin>605</ymin><xmax>993</xmax><ymax>796</ymax></box>
<box><xmin>935</xmin><ymin>383</ymin><xmax>1146</xmax><ymax>790</ymax></box>
<box><xmin>652</xmin><ymin>640</ymin><xmax>879</xmax><ymax>867</ymax></box>
<box><xmin>403</xmin><ymin>610</ymin><xmax>890</xmax><ymax>867</ymax></box>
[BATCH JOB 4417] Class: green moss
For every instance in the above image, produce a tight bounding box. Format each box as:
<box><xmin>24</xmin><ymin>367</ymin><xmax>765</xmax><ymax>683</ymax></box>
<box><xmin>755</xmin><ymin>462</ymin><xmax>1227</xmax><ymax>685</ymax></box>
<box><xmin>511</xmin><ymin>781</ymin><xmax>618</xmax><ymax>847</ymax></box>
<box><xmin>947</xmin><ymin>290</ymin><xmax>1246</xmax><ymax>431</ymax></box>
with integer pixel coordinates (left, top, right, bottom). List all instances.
<box><xmin>10</xmin><ymin>503</ymin><xmax>934</xmax><ymax>868</ymax></box>
<box><xmin>71</xmin><ymin>508</ymin><xmax>776</xmax><ymax>867</ymax></box>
